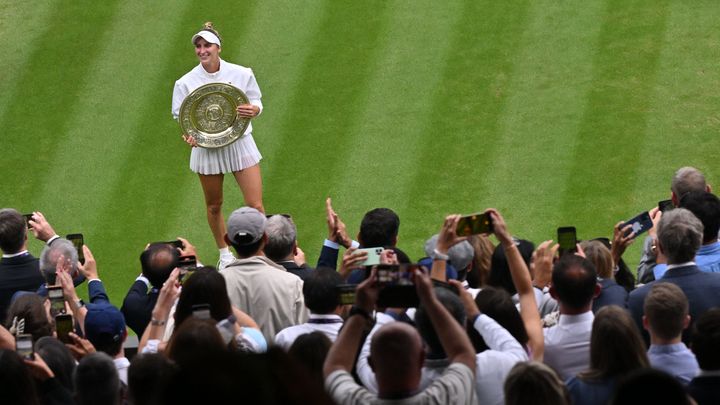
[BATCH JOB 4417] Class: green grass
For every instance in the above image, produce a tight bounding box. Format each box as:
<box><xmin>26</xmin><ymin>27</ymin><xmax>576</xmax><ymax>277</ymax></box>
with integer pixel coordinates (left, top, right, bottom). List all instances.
<box><xmin>2</xmin><ymin>0</ymin><xmax>720</xmax><ymax>308</ymax></box>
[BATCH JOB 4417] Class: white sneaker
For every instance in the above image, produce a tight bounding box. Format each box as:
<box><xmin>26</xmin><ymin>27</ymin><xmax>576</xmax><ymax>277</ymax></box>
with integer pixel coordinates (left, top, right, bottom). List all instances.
<box><xmin>217</xmin><ymin>253</ymin><xmax>236</xmax><ymax>270</ymax></box>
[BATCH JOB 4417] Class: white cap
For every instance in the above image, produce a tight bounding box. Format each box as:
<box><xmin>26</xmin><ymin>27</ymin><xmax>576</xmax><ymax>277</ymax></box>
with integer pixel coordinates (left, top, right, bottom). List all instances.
<box><xmin>192</xmin><ymin>30</ymin><xmax>221</xmax><ymax>46</ymax></box>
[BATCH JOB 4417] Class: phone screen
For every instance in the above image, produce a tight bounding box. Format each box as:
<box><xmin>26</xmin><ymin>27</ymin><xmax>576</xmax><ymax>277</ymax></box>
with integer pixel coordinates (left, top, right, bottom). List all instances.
<box><xmin>658</xmin><ymin>200</ymin><xmax>674</xmax><ymax>213</ymax></box>
<box><xmin>621</xmin><ymin>211</ymin><xmax>653</xmax><ymax>239</ymax></box>
<box><xmin>157</xmin><ymin>240</ymin><xmax>183</xmax><ymax>249</ymax></box>
<box><xmin>375</xmin><ymin>264</ymin><xmax>420</xmax><ymax>308</ymax></box>
<box><xmin>192</xmin><ymin>304</ymin><xmax>211</xmax><ymax>320</ymax></box>
<box><xmin>456</xmin><ymin>213</ymin><xmax>494</xmax><ymax>236</ymax></box>
<box><xmin>358</xmin><ymin>247</ymin><xmax>383</xmax><ymax>266</ymax></box>
<box><xmin>336</xmin><ymin>284</ymin><xmax>357</xmax><ymax>306</ymax></box>
<box><xmin>23</xmin><ymin>214</ymin><xmax>33</xmax><ymax>230</ymax></box>
<box><xmin>66</xmin><ymin>234</ymin><xmax>85</xmax><ymax>265</ymax></box>
<box><xmin>47</xmin><ymin>287</ymin><xmax>66</xmax><ymax>314</ymax></box>
<box><xmin>55</xmin><ymin>314</ymin><xmax>73</xmax><ymax>343</ymax></box>
<box><xmin>557</xmin><ymin>227</ymin><xmax>577</xmax><ymax>254</ymax></box>
<box><xmin>16</xmin><ymin>334</ymin><xmax>33</xmax><ymax>360</ymax></box>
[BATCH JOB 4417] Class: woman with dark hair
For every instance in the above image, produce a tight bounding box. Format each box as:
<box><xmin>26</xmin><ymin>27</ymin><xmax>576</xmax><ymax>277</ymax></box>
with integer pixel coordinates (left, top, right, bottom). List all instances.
<box><xmin>172</xmin><ymin>21</ymin><xmax>265</xmax><ymax>268</ymax></box>
<box><xmin>467</xmin><ymin>286</ymin><xmax>528</xmax><ymax>353</ymax></box>
<box><xmin>4</xmin><ymin>294</ymin><xmax>52</xmax><ymax>343</ymax></box>
<box><xmin>35</xmin><ymin>336</ymin><xmax>76</xmax><ymax>392</ymax></box>
<box><xmin>0</xmin><ymin>349</ymin><xmax>41</xmax><ymax>405</ymax></box>
<box><xmin>581</xmin><ymin>240</ymin><xmax>628</xmax><ymax>312</ymax></box>
<box><xmin>504</xmin><ymin>361</ymin><xmax>570</xmax><ymax>405</ymax></box>
<box><xmin>487</xmin><ymin>239</ymin><xmax>534</xmax><ymax>296</ymax></box>
<box><xmin>288</xmin><ymin>331</ymin><xmax>332</xmax><ymax>390</ymax></box>
<box><xmin>566</xmin><ymin>305</ymin><xmax>649</xmax><ymax>405</ymax></box>
<box><xmin>165</xmin><ymin>317</ymin><xmax>229</xmax><ymax>367</ymax></box>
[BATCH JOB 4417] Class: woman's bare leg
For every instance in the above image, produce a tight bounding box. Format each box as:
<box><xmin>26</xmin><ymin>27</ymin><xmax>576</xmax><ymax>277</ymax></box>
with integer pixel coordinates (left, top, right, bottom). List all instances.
<box><xmin>198</xmin><ymin>173</ymin><xmax>227</xmax><ymax>248</ymax></box>
<box><xmin>232</xmin><ymin>163</ymin><xmax>264</xmax><ymax>213</ymax></box>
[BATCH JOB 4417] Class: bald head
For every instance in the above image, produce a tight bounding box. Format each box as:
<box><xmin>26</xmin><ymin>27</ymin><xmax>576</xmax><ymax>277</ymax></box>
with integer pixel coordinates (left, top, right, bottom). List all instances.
<box><xmin>369</xmin><ymin>323</ymin><xmax>424</xmax><ymax>390</ymax></box>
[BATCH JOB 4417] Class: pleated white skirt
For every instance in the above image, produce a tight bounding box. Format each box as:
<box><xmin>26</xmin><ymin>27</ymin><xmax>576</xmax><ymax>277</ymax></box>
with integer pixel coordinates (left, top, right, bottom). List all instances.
<box><xmin>189</xmin><ymin>134</ymin><xmax>262</xmax><ymax>175</ymax></box>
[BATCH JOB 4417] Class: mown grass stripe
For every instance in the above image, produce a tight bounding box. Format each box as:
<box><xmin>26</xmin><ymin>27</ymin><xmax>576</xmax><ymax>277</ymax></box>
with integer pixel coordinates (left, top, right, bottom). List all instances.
<box><xmin>259</xmin><ymin>1</ymin><xmax>394</xmax><ymax>253</ymax></box>
<box><xmin>558</xmin><ymin>0</ymin><xmax>670</xmax><ymax>241</ymax></box>
<box><xmin>481</xmin><ymin>0</ymin><xmax>606</xmax><ymax>243</ymax></box>
<box><xmin>0</xmin><ymin>0</ymin><xmax>123</xmax><ymax>206</ymax></box>
<box><xmin>398</xmin><ymin>0</ymin><xmax>532</xmax><ymax>259</ymax></box>
<box><xmin>325</xmin><ymin>0</ymin><xmax>465</xmax><ymax>248</ymax></box>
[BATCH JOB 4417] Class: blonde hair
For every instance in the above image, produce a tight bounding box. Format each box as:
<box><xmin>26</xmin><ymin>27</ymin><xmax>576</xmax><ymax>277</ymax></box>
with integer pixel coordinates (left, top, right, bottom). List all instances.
<box><xmin>200</xmin><ymin>21</ymin><xmax>222</xmax><ymax>44</ymax></box>
<box><xmin>580</xmin><ymin>240</ymin><xmax>613</xmax><ymax>279</ymax></box>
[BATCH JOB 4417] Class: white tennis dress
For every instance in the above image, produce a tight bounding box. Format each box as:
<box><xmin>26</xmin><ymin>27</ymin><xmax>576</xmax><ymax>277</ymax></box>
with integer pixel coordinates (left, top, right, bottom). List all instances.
<box><xmin>172</xmin><ymin>59</ymin><xmax>263</xmax><ymax>175</ymax></box>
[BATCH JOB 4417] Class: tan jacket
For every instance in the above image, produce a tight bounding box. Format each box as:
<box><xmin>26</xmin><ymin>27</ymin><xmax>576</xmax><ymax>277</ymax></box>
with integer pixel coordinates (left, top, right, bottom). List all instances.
<box><xmin>220</xmin><ymin>256</ymin><xmax>308</xmax><ymax>341</ymax></box>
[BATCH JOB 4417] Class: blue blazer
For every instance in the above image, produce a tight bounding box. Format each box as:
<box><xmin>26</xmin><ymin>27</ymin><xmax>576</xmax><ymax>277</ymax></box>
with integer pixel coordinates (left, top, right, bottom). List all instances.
<box><xmin>121</xmin><ymin>280</ymin><xmax>158</xmax><ymax>336</ymax></box>
<box><xmin>628</xmin><ymin>265</ymin><xmax>720</xmax><ymax>344</ymax></box>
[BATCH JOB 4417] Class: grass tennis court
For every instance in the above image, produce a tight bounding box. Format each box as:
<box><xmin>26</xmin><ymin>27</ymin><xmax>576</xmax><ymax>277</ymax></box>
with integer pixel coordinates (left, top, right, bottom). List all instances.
<box><xmin>2</xmin><ymin>0</ymin><xmax>719</xmax><ymax>305</ymax></box>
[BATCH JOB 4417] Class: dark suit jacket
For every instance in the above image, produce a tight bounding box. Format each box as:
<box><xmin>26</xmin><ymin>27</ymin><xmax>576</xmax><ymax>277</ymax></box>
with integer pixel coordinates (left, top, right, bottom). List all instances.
<box><xmin>121</xmin><ymin>280</ymin><xmax>158</xmax><ymax>336</ymax></box>
<box><xmin>592</xmin><ymin>278</ymin><xmax>628</xmax><ymax>313</ymax></box>
<box><xmin>278</xmin><ymin>261</ymin><xmax>314</xmax><ymax>281</ymax></box>
<box><xmin>628</xmin><ymin>265</ymin><xmax>720</xmax><ymax>344</ymax></box>
<box><xmin>0</xmin><ymin>253</ymin><xmax>45</xmax><ymax>321</ymax></box>
<box><xmin>317</xmin><ymin>245</ymin><xmax>340</xmax><ymax>270</ymax></box>
<box><xmin>688</xmin><ymin>375</ymin><xmax>720</xmax><ymax>405</ymax></box>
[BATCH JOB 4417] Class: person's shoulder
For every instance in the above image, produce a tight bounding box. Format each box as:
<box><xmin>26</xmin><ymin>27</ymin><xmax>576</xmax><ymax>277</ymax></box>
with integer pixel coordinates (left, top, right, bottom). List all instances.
<box><xmin>221</xmin><ymin>60</ymin><xmax>253</xmax><ymax>74</ymax></box>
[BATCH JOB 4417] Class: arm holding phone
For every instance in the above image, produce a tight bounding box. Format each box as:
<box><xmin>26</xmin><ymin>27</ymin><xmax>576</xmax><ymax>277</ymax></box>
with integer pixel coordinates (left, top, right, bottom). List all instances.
<box><xmin>138</xmin><ymin>268</ymin><xmax>181</xmax><ymax>353</ymax></box>
<box><xmin>431</xmin><ymin>215</ymin><xmax>468</xmax><ymax>282</ymax></box>
<box><xmin>487</xmin><ymin>208</ymin><xmax>544</xmax><ymax>361</ymax></box>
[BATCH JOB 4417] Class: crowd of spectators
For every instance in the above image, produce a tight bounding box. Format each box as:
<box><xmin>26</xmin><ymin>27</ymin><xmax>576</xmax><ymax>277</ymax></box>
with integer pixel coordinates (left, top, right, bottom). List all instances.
<box><xmin>1</xmin><ymin>166</ymin><xmax>720</xmax><ymax>404</ymax></box>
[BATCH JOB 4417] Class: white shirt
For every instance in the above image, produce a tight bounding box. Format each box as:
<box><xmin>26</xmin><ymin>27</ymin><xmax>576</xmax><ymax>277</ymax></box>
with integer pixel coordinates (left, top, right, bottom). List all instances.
<box><xmin>274</xmin><ymin>313</ymin><xmax>343</xmax><ymax>351</ymax></box>
<box><xmin>356</xmin><ymin>313</ymin><xmax>525</xmax><ymax>405</ymax></box>
<box><xmin>171</xmin><ymin>58</ymin><xmax>263</xmax><ymax>134</ymax></box>
<box><xmin>114</xmin><ymin>357</ymin><xmax>130</xmax><ymax>385</ymax></box>
<box><xmin>543</xmin><ymin>311</ymin><xmax>594</xmax><ymax>381</ymax></box>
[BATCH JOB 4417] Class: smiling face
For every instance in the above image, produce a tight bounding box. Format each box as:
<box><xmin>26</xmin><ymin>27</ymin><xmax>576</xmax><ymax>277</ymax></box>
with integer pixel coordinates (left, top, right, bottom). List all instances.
<box><xmin>194</xmin><ymin>37</ymin><xmax>220</xmax><ymax>67</ymax></box>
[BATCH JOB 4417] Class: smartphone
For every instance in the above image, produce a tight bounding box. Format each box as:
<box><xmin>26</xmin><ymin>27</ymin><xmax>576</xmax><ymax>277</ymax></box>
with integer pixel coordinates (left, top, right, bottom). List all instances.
<box><xmin>557</xmin><ymin>227</ymin><xmax>577</xmax><ymax>255</ymax></box>
<box><xmin>156</xmin><ymin>240</ymin><xmax>184</xmax><ymax>249</ymax></box>
<box><xmin>47</xmin><ymin>286</ymin><xmax>66</xmax><ymax>315</ymax></box>
<box><xmin>55</xmin><ymin>314</ymin><xmax>73</xmax><ymax>344</ymax></box>
<box><xmin>16</xmin><ymin>334</ymin><xmax>34</xmax><ymax>360</ymax></box>
<box><xmin>658</xmin><ymin>199</ymin><xmax>674</xmax><ymax>213</ymax></box>
<box><xmin>621</xmin><ymin>211</ymin><xmax>653</xmax><ymax>239</ymax></box>
<box><xmin>265</xmin><ymin>213</ymin><xmax>292</xmax><ymax>220</ymax></box>
<box><xmin>358</xmin><ymin>247</ymin><xmax>383</xmax><ymax>266</ymax></box>
<box><xmin>192</xmin><ymin>304</ymin><xmax>211</xmax><ymax>320</ymax></box>
<box><xmin>376</xmin><ymin>264</ymin><xmax>420</xmax><ymax>308</ymax></box>
<box><xmin>66</xmin><ymin>233</ymin><xmax>85</xmax><ymax>265</ymax></box>
<box><xmin>456</xmin><ymin>212</ymin><xmax>494</xmax><ymax>236</ymax></box>
<box><xmin>23</xmin><ymin>214</ymin><xmax>33</xmax><ymax>230</ymax></box>
<box><xmin>178</xmin><ymin>255</ymin><xmax>198</xmax><ymax>284</ymax></box>
<box><xmin>216</xmin><ymin>318</ymin><xmax>235</xmax><ymax>345</ymax></box>
<box><xmin>335</xmin><ymin>284</ymin><xmax>357</xmax><ymax>305</ymax></box>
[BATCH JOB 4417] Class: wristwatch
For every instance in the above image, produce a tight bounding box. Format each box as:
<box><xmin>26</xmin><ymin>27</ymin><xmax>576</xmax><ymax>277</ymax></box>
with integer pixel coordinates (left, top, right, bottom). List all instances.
<box><xmin>432</xmin><ymin>249</ymin><xmax>449</xmax><ymax>261</ymax></box>
<box><xmin>75</xmin><ymin>299</ymin><xmax>85</xmax><ymax>309</ymax></box>
<box><xmin>349</xmin><ymin>306</ymin><xmax>375</xmax><ymax>329</ymax></box>
<box><xmin>151</xmin><ymin>318</ymin><xmax>167</xmax><ymax>326</ymax></box>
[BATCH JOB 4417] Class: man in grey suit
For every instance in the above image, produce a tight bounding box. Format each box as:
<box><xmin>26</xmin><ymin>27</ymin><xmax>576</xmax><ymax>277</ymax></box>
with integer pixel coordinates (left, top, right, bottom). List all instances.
<box><xmin>629</xmin><ymin>208</ymin><xmax>720</xmax><ymax>344</ymax></box>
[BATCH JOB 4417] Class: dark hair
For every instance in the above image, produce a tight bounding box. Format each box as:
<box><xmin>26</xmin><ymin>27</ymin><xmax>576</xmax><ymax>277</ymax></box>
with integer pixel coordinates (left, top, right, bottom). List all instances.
<box><xmin>166</xmin><ymin>317</ymin><xmax>228</xmax><ymax>368</ymax></box>
<box><xmin>75</xmin><ymin>352</ymin><xmax>121</xmax><ymax>405</ymax></box>
<box><xmin>414</xmin><ymin>287</ymin><xmax>465</xmax><ymax>356</ymax></box>
<box><xmin>35</xmin><ymin>336</ymin><xmax>76</xmax><ymax>391</ymax></box>
<box><xmin>468</xmin><ymin>287</ymin><xmax>528</xmax><ymax>352</ymax></box>
<box><xmin>0</xmin><ymin>208</ymin><xmax>26</xmax><ymax>254</ymax></box>
<box><xmin>128</xmin><ymin>354</ymin><xmax>178</xmax><ymax>405</ymax></box>
<box><xmin>551</xmin><ymin>255</ymin><xmax>598</xmax><ymax>310</ymax></box>
<box><xmin>359</xmin><ymin>208</ymin><xmax>399</xmax><ymax>248</ymax></box>
<box><xmin>611</xmin><ymin>368</ymin><xmax>691</xmax><ymax>405</ymax></box>
<box><xmin>231</xmin><ymin>238</ymin><xmax>264</xmax><ymax>258</ymax></box>
<box><xmin>173</xmin><ymin>267</ymin><xmax>233</xmax><ymax>329</ymax></box>
<box><xmin>140</xmin><ymin>244</ymin><xmax>180</xmax><ymax>288</ymax></box>
<box><xmin>487</xmin><ymin>240</ymin><xmax>534</xmax><ymax>295</ymax></box>
<box><xmin>303</xmin><ymin>268</ymin><xmax>343</xmax><ymax>314</ymax></box>
<box><xmin>679</xmin><ymin>191</ymin><xmax>720</xmax><ymax>243</ymax></box>
<box><xmin>0</xmin><ymin>349</ymin><xmax>41</xmax><ymax>405</ymax></box>
<box><xmin>580</xmin><ymin>306</ymin><xmax>648</xmax><ymax>381</ymax></box>
<box><xmin>4</xmin><ymin>294</ymin><xmax>52</xmax><ymax>342</ymax></box>
<box><xmin>288</xmin><ymin>332</ymin><xmax>332</xmax><ymax>390</ymax></box>
<box><xmin>644</xmin><ymin>283</ymin><xmax>688</xmax><ymax>341</ymax></box>
<box><xmin>691</xmin><ymin>308</ymin><xmax>720</xmax><ymax>371</ymax></box>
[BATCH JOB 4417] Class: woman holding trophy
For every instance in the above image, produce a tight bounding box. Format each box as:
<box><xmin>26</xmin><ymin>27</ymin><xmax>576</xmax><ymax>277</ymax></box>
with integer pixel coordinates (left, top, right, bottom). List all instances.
<box><xmin>172</xmin><ymin>22</ymin><xmax>264</xmax><ymax>267</ymax></box>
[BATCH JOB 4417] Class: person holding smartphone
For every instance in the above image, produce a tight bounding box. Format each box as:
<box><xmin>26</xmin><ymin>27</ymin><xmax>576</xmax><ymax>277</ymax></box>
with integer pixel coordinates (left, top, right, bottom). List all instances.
<box><xmin>172</xmin><ymin>22</ymin><xmax>265</xmax><ymax>269</ymax></box>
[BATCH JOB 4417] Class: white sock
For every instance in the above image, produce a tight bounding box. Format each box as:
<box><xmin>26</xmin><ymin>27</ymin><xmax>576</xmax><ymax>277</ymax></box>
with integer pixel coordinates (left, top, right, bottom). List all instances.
<box><xmin>219</xmin><ymin>247</ymin><xmax>232</xmax><ymax>257</ymax></box>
